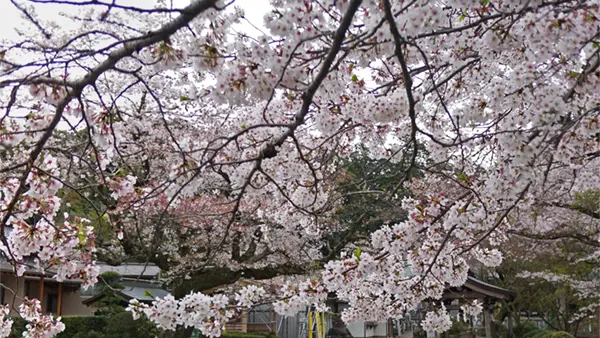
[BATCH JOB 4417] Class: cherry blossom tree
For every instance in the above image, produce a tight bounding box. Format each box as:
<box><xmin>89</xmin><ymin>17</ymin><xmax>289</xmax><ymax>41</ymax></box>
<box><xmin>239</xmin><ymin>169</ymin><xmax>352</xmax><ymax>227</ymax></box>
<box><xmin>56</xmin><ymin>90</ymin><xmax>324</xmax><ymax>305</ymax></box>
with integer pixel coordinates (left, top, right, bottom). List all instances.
<box><xmin>1</xmin><ymin>0</ymin><xmax>599</xmax><ymax>337</ymax></box>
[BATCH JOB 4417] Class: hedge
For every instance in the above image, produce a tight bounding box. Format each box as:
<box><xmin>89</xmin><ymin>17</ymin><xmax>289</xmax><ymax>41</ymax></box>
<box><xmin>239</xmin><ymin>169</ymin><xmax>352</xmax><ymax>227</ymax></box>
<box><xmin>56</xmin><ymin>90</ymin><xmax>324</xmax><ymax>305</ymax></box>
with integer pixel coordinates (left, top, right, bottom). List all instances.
<box><xmin>105</xmin><ymin>311</ymin><xmax>161</xmax><ymax>338</ymax></box>
<box><xmin>10</xmin><ymin>314</ymin><xmax>277</xmax><ymax>338</ymax></box>
<box><xmin>221</xmin><ymin>332</ymin><xmax>276</xmax><ymax>338</ymax></box>
<box><xmin>10</xmin><ymin>315</ymin><xmax>106</xmax><ymax>338</ymax></box>
<box><xmin>8</xmin><ymin>317</ymin><xmax>26</xmax><ymax>338</ymax></box>
<box><xmin>532</xmin><ymin>330</ymin><xmax>575</xmax><ymax>338</ymax></box>
<box><xmin>222</xmin><ymin>333</ymin><xmax>269</xmax><ymax>338</ymax></box>
<box><xmin>56</xmin><ymin>315</ymin><xmax>107</xmax><ymax>338</ymax></box>
<box><xmin>72</xmin><ymin>331</ymin><xmax>105</xmax><ymax>338</ymax></box>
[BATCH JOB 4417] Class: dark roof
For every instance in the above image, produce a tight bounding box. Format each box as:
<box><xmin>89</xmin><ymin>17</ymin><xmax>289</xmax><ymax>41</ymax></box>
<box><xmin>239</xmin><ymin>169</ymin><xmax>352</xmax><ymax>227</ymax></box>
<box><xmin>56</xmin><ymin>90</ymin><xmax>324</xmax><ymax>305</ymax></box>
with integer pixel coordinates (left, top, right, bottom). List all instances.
<box><xmin>82</xmin><ymin>281</ymin><xmax>170</xmax><ymax>305</ymax></box>
<box><xmin>0</xmin><ymin>258</ymin><xmax>84</xmax><ymax>283</ymax></box>
<box><xmin>443</xmin><ymin>276</ymin><xmax>515</xmax><ymax>301</ymax></box>
<box><xmin>98</xmin><ymin>263</ymin><xmax>161</xmax><ymax>278</ymax></box>
<box><xmin>0</xmin><ymin>257</ymin><xmax>160</xmax><ymax>282</ymax></box>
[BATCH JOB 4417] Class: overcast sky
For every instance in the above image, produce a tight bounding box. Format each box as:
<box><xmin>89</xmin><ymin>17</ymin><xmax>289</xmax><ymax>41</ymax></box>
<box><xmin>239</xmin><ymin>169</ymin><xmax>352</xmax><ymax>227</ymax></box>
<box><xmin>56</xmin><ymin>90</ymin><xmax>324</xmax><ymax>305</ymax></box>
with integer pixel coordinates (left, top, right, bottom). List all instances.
<box><xmin>0</xmin><ymin>0</ymin><xmax>270</xmax><ymax>41</ymax></box>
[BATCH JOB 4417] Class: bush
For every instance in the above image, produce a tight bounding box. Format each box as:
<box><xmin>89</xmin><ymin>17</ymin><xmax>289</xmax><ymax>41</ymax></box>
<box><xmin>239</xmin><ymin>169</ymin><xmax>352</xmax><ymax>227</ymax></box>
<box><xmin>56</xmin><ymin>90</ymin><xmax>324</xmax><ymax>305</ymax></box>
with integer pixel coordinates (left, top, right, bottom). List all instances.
<box><xmin>514</xmin><ymin>322</ymin><xmax>542</xmax><ymax>338</ymax></box>
<box><xmin>532</xmin><ymin>331</ymin><xmax>574</xmax><ymax>338</ymax></box>
<box><xmin>8</xmin><ymin>317</ymin><xmax>26</xmax><ymax>338</ymax></box>
<box><xmin>448</xmin><ymin>318</ymin><xmax>470</xmax><ymax>337</ymax></box>
<box><xmin>494</xmin><ymin>321</ymin><xmax>508</xmax><ymax>338</ymax></box>
<box><xmin>56</xmin><ymin>316</ymin><xmax>106</xmax><ymax>338</ymax></box>
<box><xmin>105</xmin><ymin>311</ymin><xmax>160</xmax><ymax>338</ymax></box>
<box><xmin>221</xmin><ymin>332</ymin><xmax>272</xmax><ymax>338</ymax></box>
<box><xmin>8</xmin><ymin>315</ymin><xmax>106</xmax><ymax>338</ymax></box>
<box><xmin>72</xmin><ymin>330</ymin><xmax>105</xmax><ymax>338</ymax></box>
<box><xmin>93</xmin><ymin>271</ymin><xmax>126</xmax><ymax>317</ymax></box>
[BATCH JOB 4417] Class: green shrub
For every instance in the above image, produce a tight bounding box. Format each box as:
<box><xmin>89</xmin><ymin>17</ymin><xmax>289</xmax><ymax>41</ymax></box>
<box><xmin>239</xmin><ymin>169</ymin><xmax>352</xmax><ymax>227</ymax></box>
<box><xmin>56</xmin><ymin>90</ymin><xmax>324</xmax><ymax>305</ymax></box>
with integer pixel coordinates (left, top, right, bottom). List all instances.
<box><xmin>549</xmin><ymin>332</ymin><xmax>575</xmax><ymax>338</ymax></box>
<box><xmin>532</xmin><ymin>330</ymin><xmax>554</xmax><ymax>338</ymax></box>
<box><xmin>56</xmin><ymin>315</ymin><xmax>106</xmax><ymax>338</ymax></box>
<box><xmin>222</xmin><ymin>332</ymin><xmax>270</xmax><ymax>338</ymax></box>
<box><xmin>8</xmin><ymin>317</ymin><xmax>26</xmax><ymax>338</ymax></box>
<box><xmin>93</xmin><ymin>272</ymin><xmax>127</xmax><ymax>317</ymax></box>
<box><xmin>105</xmin><ymin>311</ymin><xmax>160</xmax><ymax>338</ymax></box>
<box><xmin>532</xmin><ymin>331</ymin><xmax>574</xmax><ymax>338</ymax></box>
<box><xmin>494</xmin><ymin>321</ymin><xmax>508</xmax><ymax>338</ymax></box>
<box><xmin>72</xmin><ymin>330</ymin><xmax>105</xmax><ymax>338</ymax></box>
<box><xmin>448</xmin><ymin>318</ymin><xmax>470</xmax><ymax>337</ymax></box>
<box><xmin>8</xmin><ymin>315</ymin><xmax>106</xmax><ymax>338</ymax></box>
<box><xmin>514</xmin><ymin>322</ymin><xmax>542</xmax><ymax>338</ymax></box>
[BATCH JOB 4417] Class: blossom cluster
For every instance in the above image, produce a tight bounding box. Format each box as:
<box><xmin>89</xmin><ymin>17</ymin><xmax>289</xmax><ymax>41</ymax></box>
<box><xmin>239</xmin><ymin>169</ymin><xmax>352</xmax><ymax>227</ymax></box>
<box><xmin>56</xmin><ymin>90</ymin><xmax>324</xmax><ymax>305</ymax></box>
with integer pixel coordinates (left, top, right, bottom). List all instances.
<box><xmin>460</xmin><ymin>300</ymin><xmax>483</xmax><ymax>322</ymax></box>
<box><xmin>0</xmin><ymin>300</ymin><xmax>66</xmax><ymax>338</ymax></box>
<box><xmin>126</xmin><ymin>285</ymin><xmax>268</xmax><ymax>337</ymax></box>
<box><xmin>0</xmin><ymin>306</ymin><xmax>12</xmax><ymax>338</ymax></box>
<box><xmin>421</xmin><ymin>306</ymin><xmax>453</xmax><ymax>333</ymax></box>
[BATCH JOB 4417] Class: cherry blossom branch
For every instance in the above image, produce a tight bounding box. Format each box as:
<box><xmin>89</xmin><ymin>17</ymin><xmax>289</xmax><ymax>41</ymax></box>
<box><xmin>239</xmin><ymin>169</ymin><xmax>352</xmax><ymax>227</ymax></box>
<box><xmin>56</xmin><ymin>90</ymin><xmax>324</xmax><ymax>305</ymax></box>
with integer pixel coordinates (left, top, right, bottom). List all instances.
<box><xmin>26</xmin><ymin>0</ymin><xmax>185</xmax><ymax>13</ymax></box>
<box><xmin>1</xmin><ymin>0</ymin><xmax>218</xmax><ymax>259</ymax></box>
<box><xmin>509</xmin><ymin>229</ymin><xmax>600</xmax><ymax>247</ymax></box>
<box><xmin>383</xmin><ymin>0</ymin><xmax>419</xmax><ymax>194</ymax></box>
<box><xmin>459</xmin><ymin>183</ymin><xmax>532</xmax><ymax>255</ymax></box>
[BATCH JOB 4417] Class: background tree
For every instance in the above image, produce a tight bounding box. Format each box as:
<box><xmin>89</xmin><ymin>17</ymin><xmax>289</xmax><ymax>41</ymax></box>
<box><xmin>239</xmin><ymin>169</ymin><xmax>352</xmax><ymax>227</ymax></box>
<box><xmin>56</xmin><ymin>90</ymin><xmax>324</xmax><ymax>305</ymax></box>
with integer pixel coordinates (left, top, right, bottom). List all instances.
<box><xmin>483</xmin><ymin>236</ymin><xmax>599</xmax><ymax>337</ymax></box>
<box><xmin>92</xmin><ymin>271</ymin><xmax>126</xmax><ymax>317</ymax></box>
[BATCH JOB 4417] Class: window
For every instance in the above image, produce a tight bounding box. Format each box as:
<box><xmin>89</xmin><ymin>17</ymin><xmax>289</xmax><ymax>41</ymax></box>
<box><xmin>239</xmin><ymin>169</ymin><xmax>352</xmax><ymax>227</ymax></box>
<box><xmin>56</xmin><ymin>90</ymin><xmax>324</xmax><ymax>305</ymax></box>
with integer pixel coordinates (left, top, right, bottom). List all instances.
<box><xmin>248</xmin><ymin>304</ymin><xmax>274</xmax><ymax>324</ymax></box>
<box><xmin>46</xmin><ymin>293</ymin><xmax>58</xmax><ymax>314</ymax></box>
<box><xmin>24</xmin><ymin>281</ymin><xmax>32</xmax><ymax>298</ymax></box>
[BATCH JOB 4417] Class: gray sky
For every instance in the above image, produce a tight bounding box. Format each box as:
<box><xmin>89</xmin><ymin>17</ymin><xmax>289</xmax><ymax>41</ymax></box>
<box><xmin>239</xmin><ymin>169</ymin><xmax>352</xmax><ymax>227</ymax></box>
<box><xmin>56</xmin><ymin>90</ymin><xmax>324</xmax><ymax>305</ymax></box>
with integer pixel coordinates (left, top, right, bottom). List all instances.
<box><xmin>0</xmin><ymin>0</ymin><xmax>270</xmax><ymax>41</ymax></box>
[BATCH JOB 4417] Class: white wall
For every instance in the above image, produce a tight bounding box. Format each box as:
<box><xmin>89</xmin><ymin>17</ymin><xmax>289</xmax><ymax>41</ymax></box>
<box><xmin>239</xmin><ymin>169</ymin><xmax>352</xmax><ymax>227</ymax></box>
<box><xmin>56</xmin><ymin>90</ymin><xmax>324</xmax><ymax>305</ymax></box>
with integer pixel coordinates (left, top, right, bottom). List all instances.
<box><xmin>1</xmin><ymin>274</ymin><xmax>24</xmax><ymax>316</ymax></box>
<box><xmin>343</xmin><ymin>321</ymin><xmax>389</xmax><ymax>337</ymax></box>
<box><xmin>346</xmin><ymin>320</ymin><xmax>365</xmax><ymax>337</ymax></box>
<box><xmin>372</xmin><ymin>322</ymin><xmax>388</xmax><ymax>337</ymax></box>
<box><xmin>0</xmin><ymin>274</ymin><xmax>94</xmax><ymax>316</ymax></box>
<box><xmin>61</xmin><ymin>289</ymin><xmax>95</xmax><ymax>316</ymax></box>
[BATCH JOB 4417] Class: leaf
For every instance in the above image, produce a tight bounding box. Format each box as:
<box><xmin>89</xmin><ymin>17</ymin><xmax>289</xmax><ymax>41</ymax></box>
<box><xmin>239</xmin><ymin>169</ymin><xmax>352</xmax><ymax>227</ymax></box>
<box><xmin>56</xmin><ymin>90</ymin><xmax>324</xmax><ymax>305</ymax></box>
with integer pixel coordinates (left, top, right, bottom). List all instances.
<box><xmin>354</xmin><ymin>247</ymin><xmax>361</xmax><ymax>259</ymax></box>
<box><xmin>459</xmin><ymin>14</ymin><xmax>466</xmax><ymax>21</ymax></box>
<box><xmin>114</xmin><ymin>168</ymin><xmax>129</xmax><ymax>178</ymax></box>
<box><xmin>351</xmin><ymin>74</ymin><xmax>358</xmax><ymax>82</ymax></box>
<box><xmin>457</xmin><ymin>172</ymin><xmax>472</xmax><ymax>184</ymax></box>
<box><xmin>180</xmin><ymin>96</ymin><xmax>190</xmax><ymax>101</ymax></box>
<box><xmin>567</xmin><ymin>71</ymin><xmax>580</xmax><ymax>78</ymax></box>
<box><xmin>593</xmin><ymin>41</ymin><xmax>600</xmax><ymax>49</ymax></box>
<box><xmin>144</xmin><ymin>290</ymin><xmax>154</xmax><ymax>297</ymax></box>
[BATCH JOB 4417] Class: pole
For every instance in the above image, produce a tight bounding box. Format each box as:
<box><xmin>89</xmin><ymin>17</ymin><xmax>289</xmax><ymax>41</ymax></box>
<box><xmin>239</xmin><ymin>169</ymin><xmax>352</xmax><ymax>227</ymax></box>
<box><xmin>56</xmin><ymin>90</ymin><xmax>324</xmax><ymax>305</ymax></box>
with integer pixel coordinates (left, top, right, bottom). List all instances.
<box><xmin>309</xmin><ymin>311</ymin><xmax>313</xmax><ymax>338</ymax></box>
<box><xmin>38</xmin><ymin>276</ymin><xmax>44</xmax><ymax>310</ymax></box>
<box><xmin>57</xmin><ymin>282</ymin><xmax>63</xmax><ymax>316</ymax></box>
<box><xmin>484</xmin><ymin>304</ymin><xmax>492</xmax><ymax>338</ymax></box>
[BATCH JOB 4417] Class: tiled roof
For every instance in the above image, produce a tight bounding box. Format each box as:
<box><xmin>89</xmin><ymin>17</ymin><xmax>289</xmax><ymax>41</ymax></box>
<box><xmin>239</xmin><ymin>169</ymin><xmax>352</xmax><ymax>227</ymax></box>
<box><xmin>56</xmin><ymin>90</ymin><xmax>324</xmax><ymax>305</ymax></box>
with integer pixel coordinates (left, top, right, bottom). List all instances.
<box><xmin>98</xmin><ymin>263</ymin><xmax>161</xmax><ymax>278</ymax></box>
